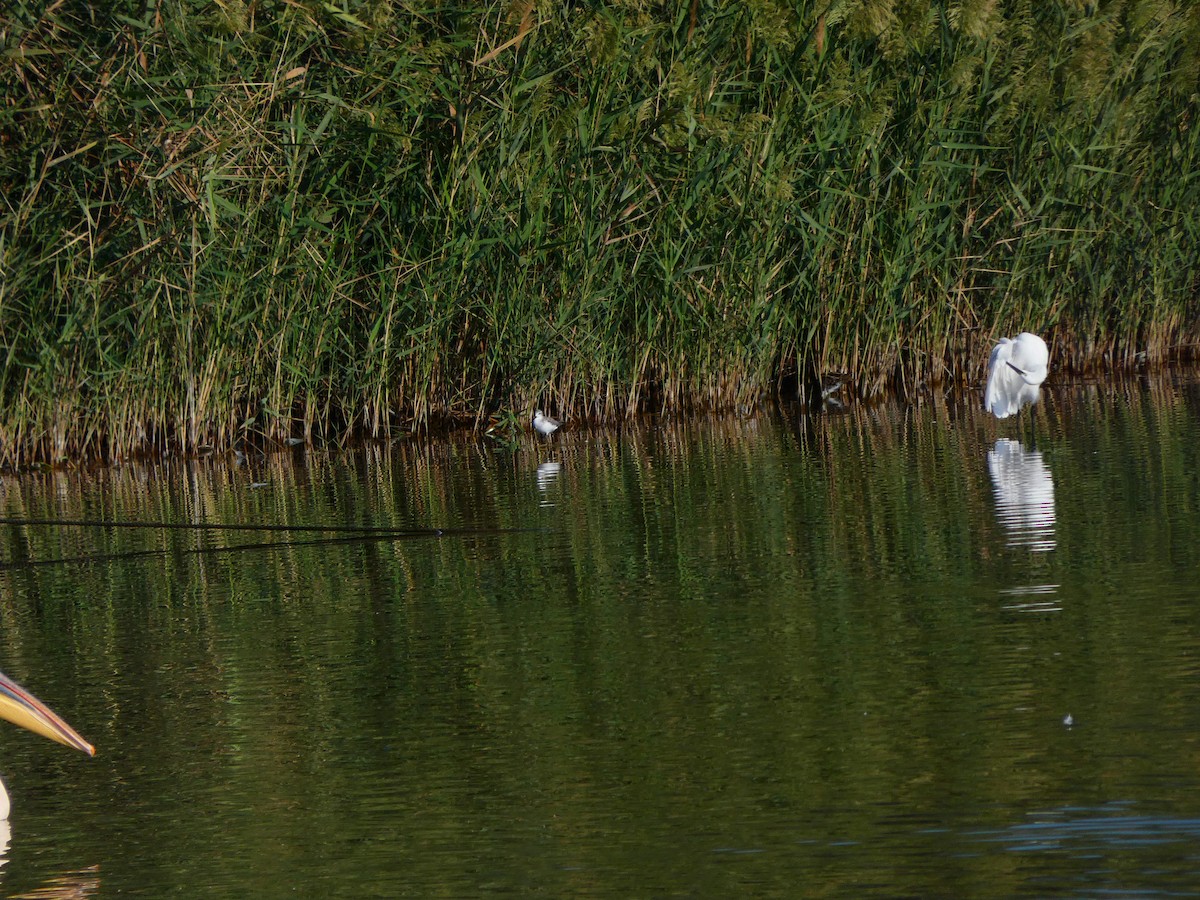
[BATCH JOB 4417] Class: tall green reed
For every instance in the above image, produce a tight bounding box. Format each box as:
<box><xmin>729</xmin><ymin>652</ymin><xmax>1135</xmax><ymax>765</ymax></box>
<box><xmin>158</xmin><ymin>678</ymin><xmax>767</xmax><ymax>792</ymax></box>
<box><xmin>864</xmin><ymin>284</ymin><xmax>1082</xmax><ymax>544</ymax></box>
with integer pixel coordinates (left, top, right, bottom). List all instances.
<box><xmin>0</xmin><ymin>0</ymin><xmax>1197</xmax><ymax>464</ymax></box>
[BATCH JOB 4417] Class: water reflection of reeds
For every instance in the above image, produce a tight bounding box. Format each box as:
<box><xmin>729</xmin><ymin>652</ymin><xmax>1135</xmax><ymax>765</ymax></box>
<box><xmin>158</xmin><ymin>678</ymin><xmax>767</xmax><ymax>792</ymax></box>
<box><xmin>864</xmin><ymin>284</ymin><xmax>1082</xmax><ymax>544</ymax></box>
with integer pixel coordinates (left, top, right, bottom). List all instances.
<box><xmin>0</xmin><ymin>373</ymin><xmax>1197</xmax><ymax>893</ymax></box>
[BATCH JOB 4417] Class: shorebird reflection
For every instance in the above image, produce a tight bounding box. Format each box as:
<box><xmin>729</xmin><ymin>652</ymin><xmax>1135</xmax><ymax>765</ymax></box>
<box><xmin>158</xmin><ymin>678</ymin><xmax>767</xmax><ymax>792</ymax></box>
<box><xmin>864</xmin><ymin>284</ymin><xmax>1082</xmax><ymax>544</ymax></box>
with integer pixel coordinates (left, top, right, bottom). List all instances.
<box><xmin>988</xmin><ymin>438</ymin><xmax>1056</xmax><ymax>552</ymax></box>
<box><xmin>536</xmin><ymin>460</ymin><xmax>562</xmax><ymax>491</ymax></box>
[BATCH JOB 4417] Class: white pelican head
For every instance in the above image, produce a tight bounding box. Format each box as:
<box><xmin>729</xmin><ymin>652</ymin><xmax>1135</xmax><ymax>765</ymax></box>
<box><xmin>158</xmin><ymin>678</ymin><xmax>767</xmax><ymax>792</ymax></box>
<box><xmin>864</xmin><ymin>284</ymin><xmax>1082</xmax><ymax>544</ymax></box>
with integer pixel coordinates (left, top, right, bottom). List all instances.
<box><xmin>0</xmin><ymin>670</ymin><xmax>93</xmax><ymax>819</ymax></box>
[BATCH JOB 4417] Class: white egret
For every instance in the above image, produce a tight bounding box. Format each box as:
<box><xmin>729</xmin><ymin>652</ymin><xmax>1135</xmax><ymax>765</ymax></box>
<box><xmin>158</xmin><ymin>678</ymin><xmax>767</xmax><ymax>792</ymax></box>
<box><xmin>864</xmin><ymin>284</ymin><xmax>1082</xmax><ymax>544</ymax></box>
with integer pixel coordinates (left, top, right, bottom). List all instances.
<box><xmin>532</xmin><ymin>410</ymin><xmax>561</xmax><ymax>437</ymax></box>
<box><xmin>984</xmin><ymin>332</ymin><xmax>1049</xmax><ymax>419</ymax></box>
<box><xmin>0</xmin><ymin>670</ymin><xmax>93</xmax><ymax>820</ymax></box>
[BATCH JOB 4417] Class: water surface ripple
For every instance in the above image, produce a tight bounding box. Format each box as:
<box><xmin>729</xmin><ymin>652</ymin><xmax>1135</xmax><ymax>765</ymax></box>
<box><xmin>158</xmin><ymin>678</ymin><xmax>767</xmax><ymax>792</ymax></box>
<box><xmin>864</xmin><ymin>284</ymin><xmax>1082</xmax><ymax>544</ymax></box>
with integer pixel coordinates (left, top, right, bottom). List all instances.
<box><xmin>0</xmin><ymin>376</ymin><xmax>1198</xmax><ymax>896</ymax></box>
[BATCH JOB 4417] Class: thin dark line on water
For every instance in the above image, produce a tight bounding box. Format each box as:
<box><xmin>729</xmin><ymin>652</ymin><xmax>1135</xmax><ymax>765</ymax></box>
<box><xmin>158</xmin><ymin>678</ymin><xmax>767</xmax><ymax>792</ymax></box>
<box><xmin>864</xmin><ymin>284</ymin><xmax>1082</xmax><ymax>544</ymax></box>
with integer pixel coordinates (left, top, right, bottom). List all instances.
<box><xmin>0</xmin><ymin>519</ymin><xmax>548</xmax><ymax>570</ymax></box>
<box><xmin>0</xmin><ymin>530</ymin><xmax>512</xmax><ymax>571</ymax></box>
<box><xmin>0</xmin><ymin>517</ymin><xmax>541</xmax><ymax>537</ymax></box>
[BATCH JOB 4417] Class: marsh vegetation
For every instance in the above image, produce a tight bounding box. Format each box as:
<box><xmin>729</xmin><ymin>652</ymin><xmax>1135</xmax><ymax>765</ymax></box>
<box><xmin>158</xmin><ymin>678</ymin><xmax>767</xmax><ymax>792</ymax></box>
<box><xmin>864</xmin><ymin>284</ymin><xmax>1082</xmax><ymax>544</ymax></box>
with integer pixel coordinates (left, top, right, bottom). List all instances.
<box><xmin>2</xmin><ymin>0</ymin><xmax>1197</xmax><ymax>463</ymax></box>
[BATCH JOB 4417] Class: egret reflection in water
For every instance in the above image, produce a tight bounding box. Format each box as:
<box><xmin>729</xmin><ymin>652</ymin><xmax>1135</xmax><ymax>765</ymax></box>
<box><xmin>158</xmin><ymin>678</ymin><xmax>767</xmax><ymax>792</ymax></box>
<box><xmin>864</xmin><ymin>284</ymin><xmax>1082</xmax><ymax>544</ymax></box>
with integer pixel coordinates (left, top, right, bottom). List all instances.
<box><xmin>988</xmin><ymin>439</ymin><xmax>1056</xmax><ymax>551</ymax></box>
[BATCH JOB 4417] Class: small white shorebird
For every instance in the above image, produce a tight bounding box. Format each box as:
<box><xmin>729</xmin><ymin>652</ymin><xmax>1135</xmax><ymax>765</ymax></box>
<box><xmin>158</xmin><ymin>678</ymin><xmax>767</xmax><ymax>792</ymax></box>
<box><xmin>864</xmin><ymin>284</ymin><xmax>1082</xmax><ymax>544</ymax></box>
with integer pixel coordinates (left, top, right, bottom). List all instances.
<box><xmin>984</xmin><ymin>332</ymin><xmax>1049</xmax><ymax>419</ymax></box>
<box><xmin>532</xmin><ymin>410</ymin><xmax>561</xmax><ymax>437</ymax></box>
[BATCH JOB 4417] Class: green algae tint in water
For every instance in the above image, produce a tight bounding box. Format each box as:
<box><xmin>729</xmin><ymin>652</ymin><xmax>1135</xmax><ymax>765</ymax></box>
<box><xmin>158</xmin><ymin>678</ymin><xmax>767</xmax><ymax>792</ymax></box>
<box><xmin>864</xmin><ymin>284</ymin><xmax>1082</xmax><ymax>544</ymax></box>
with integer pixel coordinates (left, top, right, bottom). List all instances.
<box><xmin>0</xmin><ymin>376</ymin><xmax>1199</xmax><ymax>896</ymax></box>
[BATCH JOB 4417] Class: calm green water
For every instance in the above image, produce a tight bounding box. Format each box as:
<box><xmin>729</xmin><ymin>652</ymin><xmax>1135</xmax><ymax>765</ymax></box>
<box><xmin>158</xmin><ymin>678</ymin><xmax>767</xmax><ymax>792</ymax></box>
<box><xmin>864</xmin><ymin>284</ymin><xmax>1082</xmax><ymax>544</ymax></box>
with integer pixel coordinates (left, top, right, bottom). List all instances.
<box><xmin>0</xmin><ymin>376</ymin><xmax>1199</xmax><ymax>897</ymax></box>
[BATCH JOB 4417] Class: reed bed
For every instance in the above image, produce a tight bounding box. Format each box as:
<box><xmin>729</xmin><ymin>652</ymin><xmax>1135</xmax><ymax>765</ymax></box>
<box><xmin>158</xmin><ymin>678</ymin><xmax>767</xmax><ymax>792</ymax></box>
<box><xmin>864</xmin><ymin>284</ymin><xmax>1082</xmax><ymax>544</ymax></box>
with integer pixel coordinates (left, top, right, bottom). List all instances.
<box><xmin>1</xmin><ymin>0</ymin><xmax>1197</xmax><ymax>464</ymax></box>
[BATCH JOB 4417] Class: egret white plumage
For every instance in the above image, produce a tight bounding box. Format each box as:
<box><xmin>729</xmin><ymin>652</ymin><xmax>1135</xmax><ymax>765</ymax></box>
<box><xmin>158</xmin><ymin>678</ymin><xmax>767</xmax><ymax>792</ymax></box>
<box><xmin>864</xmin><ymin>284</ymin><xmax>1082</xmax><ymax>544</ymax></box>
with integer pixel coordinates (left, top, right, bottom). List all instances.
<box><xmin>0</xmin><ymin>669</ymin><xmax>93</xmax><ymax>820</ymax></box>
<box><xmin>984</xmin><ymin>332</ymin><xmax>1049</xmax><ymax>419</ymax></box>
<box><xmin>532</xmin><ymin>410</ymin><xmax>560</xmax><ymax>436</ymax></box>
